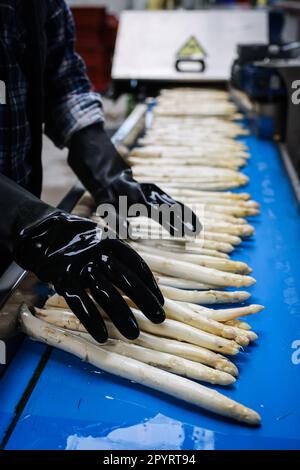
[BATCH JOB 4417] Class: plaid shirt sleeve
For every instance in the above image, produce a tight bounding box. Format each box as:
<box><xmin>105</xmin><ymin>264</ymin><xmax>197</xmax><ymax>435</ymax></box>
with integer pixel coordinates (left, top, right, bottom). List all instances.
<box><xmin>44</xmin><ymin>0</ymin><xmax>104</xmax><ymax>148</ymax></box>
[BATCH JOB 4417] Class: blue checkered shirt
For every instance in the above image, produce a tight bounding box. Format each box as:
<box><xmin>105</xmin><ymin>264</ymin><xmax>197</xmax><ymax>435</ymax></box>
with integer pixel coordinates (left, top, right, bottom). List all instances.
<box><xmin>0</xmin><ymin>0</ymin><xmax>104</xmax><ymax>187</ymax></box>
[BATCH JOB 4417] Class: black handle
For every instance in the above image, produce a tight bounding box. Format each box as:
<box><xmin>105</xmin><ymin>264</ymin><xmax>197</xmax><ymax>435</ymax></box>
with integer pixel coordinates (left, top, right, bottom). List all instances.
<box><xmin>175</xmin><ymin>58</ymin><xmax>206</xmax><ymax>73</ymax></box>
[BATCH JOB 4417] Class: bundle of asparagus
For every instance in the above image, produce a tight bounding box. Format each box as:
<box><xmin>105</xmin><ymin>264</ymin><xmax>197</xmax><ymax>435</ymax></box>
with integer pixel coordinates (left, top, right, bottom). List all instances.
<box><xmin>154</xmin><ymin>88</ymin><xmax>243</xmax><ymax>118</ymax></box>
<box><xmin>20</xmin><ymin>274</ymin><xmax>262</xmax><ymax>425</ymax></box>
<box><xmin>20</xmin><ymin>305</ymin><xmax>260</xmax><ymax>426</ymax></box>
<box><xmin>19</xmin><ymin>88</ymin><xmax>263</xmax><ymax>427</ymax></box>
<box><xmin>130</xmin><ymin>89</ymin><xmax>251</xmax><ymax>190</ymax></box>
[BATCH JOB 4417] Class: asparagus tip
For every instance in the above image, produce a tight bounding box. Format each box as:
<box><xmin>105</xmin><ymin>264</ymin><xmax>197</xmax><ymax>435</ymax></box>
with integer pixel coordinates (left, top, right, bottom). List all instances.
<box><xmin>250</xmin><ymin>304</ymin><xmax>264</xmax><ymax>313</ymax></box>
<box><xmin>215</xmin><ymin>356</ymin><xmax>239</xmax><ymax>377</ymax></box>
<box><xmin>243</xmin><ymin>276</ymin><xmax>256</xmax><ymax>287</ymax></box>
<box><xmin>242</xmin><ymin>409</ymin><xmax>262</xmax><ymax>427</ymax></box>
<box><xmin>223</xmin><ymin>365</ymin><xmax>239</xmax><ymax>378</ymax></box>
<box><xmin>241</xmin><ymin>291</ymin><xmax>251</xmax><ymax>300</ymax></box>
<box><xmin>235</xmin><ymin>335</ymin><xmax>250</xmax><ymax>347</ymax></box>
<box><xmin>247</xmin><ymin>331</ymin><xmax>258</xmax><ymax>342</ymax></box>
<box><xmin>221</xmin><ymin>373</ymin><xmax>236</xmax><ymax>386</ymax></box>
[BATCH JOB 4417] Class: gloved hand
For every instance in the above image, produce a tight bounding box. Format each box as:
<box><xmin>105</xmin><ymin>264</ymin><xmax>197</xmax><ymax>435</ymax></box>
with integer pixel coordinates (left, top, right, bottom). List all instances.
<box><xmin>0</xmin><ymin>174</ymin><xmax>165</xmax><ymax>343</ymax></box>
<box><xmin>68</xmin><ymin>123</ymin><xmax>201</xmax><ymax>238</ymax></box>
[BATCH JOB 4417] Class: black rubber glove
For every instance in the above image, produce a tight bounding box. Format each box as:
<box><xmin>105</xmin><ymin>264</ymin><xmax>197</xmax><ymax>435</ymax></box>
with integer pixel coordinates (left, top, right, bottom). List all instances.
<box><xmin>68</xmin><ymin>123</ymin><xmax>201</xmax><ymax>238</ymax></box>
<box><xmin>0</xmin><ymin>174</ymin><xmax>165</xmax><ymax>343</ymax></box>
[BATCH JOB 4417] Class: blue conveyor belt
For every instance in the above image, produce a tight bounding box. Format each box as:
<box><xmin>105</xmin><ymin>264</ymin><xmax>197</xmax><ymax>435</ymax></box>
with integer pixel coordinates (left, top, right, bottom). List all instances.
<box><xmin>0</xmin><ymin>131</ymin><xmax>300</xmax><ymax>450</ymax></box>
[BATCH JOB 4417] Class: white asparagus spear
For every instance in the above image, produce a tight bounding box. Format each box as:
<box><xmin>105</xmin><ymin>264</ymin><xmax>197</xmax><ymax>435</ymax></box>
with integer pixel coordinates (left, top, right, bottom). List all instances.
<box><xmin>195</xmin><ymin>204</ymin><xmax>259</xmax><ymax>217</ymax></box>
<box><xmin>131</xmin><ymin>150</ymin><xmax>249</xmax><ymax>163</ymax></box>
<box><xmin>137</xmin><ymin>125</ymin><xmax>245</xmax><ymax>132</ymax></box>
<box><xmin>196</xmin><ymin>231</ymin><xmax>242</xmax><ymax>246</ymax></box>
<box><xmin>135</xmin><ymin>179</ymin><xmax>245</xmax><ymax>191</ymax></box>
<box><xmin>20</xmin><ymin>307</ymin><xmax>260</xmax><ymax>426</ymax></box>
<box><xmin>104</xmin><ymin>322</ymin><xmax>238</xmax><ymax>376</ymax></box>
<box><xmin>150</xmin><ymin>243</ymin><xmax>230</xmax><ymax>259</ymax></box>
<box><xmin>174</xmin><ymin>302</ymin><xmax>258</xmax><ymax>338</ymax></box>
<box><xmin>176</xmin><ymin>304</ymin><xmax>258</xmax><ymax>342</ymax></box>
<box><xmin>36</xmin><ymin>307</ymin><xmax>86</xmax><ymax>331</ymax></box>
<box><xmin>159</xmin><ymin>285</ymin><xmax>250</xmax><ymax>305</ymax></box>
<box><xmin>141</xmin><ymin>253</ymin><xmax>256</xmax><ymax>288</ymax></box>
<box><xmin>130</xmin><ymin>140</ymin><xmax>247</xmax><ymax>150</ymax></box>
<box><xmin>188</xmin><ymin>303</ymin><xmax>264</xmax><ymax>322</ymax></box>
<box><xmin>155</xmin><ymin>274</ymin><xmax>217</xmax><ymax>290</ymax></box>
<box><xmin>151</xmin><ymin>124</ymin><xmax>245</xmax><ymax>133</ymax></box>
<box><xmin>168</xmin><ymin>195</ymin><xmax>256</xmax><ymax>207</ymax></box>
<box><xmin>75</xmin><ymin>334</ymin><xmax>235</xmax><ymax>386</ymax></box>
<box><xmin>132</xmin><ymin>159</ymin><xmax>245</xmax><ymax>171</ymax></box>
<box><xmin>145</xmin><ymin>135</ymin><xmax>247</xmax><ymax>143</ymax></box>
<box><xmin>105</xmin><ymin>324</ymin><xmax>238</xmax><ymax>377</ymax></box>
<box><xmin>129</xmin><ymin>213</ymin><xmax>247</xmax><ymax>230</ymax></box>
<box><xmin>129</xmin><ymin>230</ymin><xmax>235</xmax><ymax>254</ymax></box>
<box><xmin>172</xmin><ymin>196</ymin><xmax>258</xmax><ymax>211</ymax></box>
<box><xmin>199</xmin><ymin>222</ymin><xmax>254</xmax><ymax>238</ymax></box>
<box><xmin>128</xmin><ymin>157</ymin><xmax>245</xmax><ymax>171</ymax></box>
<box><xmin>156</xmin><ymin>244</ymin><xmax>230</xmax><ymax>259</ymax></box>
<box><xmin>133</xmin><ymin>174</ymin><xmax>249</xmax><ymax>187</ymax></box>
<box><xmin>128</xmin><ymin>226</ymin><xmax>236</xmax><ymax>253</ymax></box>
<box><xmin>225</xmin><ymin>319</ymin><xmax>252</xmax><ymax>330</ymax></box>
<box><xmin>129</xmin><ymin>145</ymin><xmax>246</xmax><ymax>153</ymax></box>
<box><xmin>200</xmin><ymin>213</ymin><xmax>249</xmax><ymax>227</ymax></box>
<box><xmin>129</xmin><ymin>219</ymin><xmax>245</xmax><ymax>244</ymax></box>
<box><xmin>134</xmin><ymin>234</ymin><xmax>235</xmax><ymax>254</ymax></box>
<box><xmin>157</xmin><ymin>188</ymin><xmax>251</xmax><ymax>201</ymax></box>
<box><xmin>146</xmin><ymin>125</ymin><xmax>245</xmax><ymax>131</ymax></box>
<box><xmin>45</xmin><ymin>294</ymin><xmax>66</xmax><ymax>309</ymax></box>
<box><xmin>163</xmin><ymin>299</ymin><xmax>250</xmax><ymax>346</ymax></box>
<box><xmin>138</xmin><ymin>240</ymin><xmax>230</xmax><ymax>258</ymax></box>
<box><xmin>132</xmin><ymin>143</ymin><xmax>248</xmax><ymax>153</ymax></box>
<box><xmin>132</xmin><ymin>243</ymin><xmax>251</xmax><ymax>274</ymax></box>
<box><xmin>124</xmin><ymin>296</ymin><xmax>249</xmax><ymax>346</ymax></box>
<box><xmin>40</xmin><ymin>300</ymin><xmax>238</xmax><ymax>376</ymax></box>
<box><xmin>37</xmin><ymin>304</ymin><xmax>240</xmax><ymax>355</ymax></box>
<box><xmin>133</xmin><ymin>165</ymin><xmax>248</xmax><ymax>178</ymax></box>
<box><xmin>167</xmin><ymin>208</ymin><xmax>248</xmax><ymax>225</ymax></box>
<box><xmin>133</xmin><ymin>165</ymin><xmax>247</xmax><ymax>179</ymax></box>
<box><xmin>163</xmin><ymin>122</ymin><xmax>225</xmax><ymax>134</ymax></box>
<box><xmin>130</xmin><ymin>308</ymin><xmax>241</xmax><ymax>355</ymax></box>
<box><xmin>128</xmin><ymin>211</ymin><xmax>248</xmax><ymax>228</ymax></box>
<box><xmin>139</xmin><ymin>137</ymin><xmax>246</xmax><ymax>147</ymax></box>
<box><xmin>140</xmin><ymin>126</ymin><xmax>244</xmax><ymax>134</ymax></box>
<box><xmin>133</xmin><ymin>164</ymin><xmax>248</xmax><ymax>177</ymax></box>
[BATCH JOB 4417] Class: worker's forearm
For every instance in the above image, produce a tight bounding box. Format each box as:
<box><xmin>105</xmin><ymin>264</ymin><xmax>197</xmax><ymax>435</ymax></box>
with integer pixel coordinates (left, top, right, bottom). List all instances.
<box><xmin>0</xmin><ymin>174</ymin><xmax>55</xmax><ymax>253</ymax></box>
<box><xmin>68</xmin><ymin>123</ymin><xmax>129</xmax><ymax>203</ymax></box>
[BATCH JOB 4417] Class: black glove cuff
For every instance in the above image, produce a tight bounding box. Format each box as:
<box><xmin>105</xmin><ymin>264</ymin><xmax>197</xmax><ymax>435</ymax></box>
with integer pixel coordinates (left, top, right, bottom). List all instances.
<box><xmin>0</xmin><ymin>173</ymin><xmax>56</xmax><ymax>255</ymax></box>
<box><xmin>68</xmin><ymin>123</ymin><xmax>130</xmax><ymax>204</ymax></box>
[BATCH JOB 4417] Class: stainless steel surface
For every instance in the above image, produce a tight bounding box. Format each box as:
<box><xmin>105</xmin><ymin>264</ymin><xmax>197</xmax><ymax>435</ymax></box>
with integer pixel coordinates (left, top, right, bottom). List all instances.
<box><xmin>112</xmin><ymin>103</ymin><xmax>147</xmax><ymax>147</ymax></box>
<box><xmin>112</xmin><ymin>10</ymin><xmax>268</xmax><ymax>82</ymax></box>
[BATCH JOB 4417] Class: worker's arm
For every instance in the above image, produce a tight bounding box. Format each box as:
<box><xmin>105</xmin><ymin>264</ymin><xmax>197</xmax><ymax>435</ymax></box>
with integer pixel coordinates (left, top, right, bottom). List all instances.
<box><xmin>44</xmin><ymin>0</ymin><xmax>104</xmax><ymax>148</ymax></box>
<box><xmin>0</xmin><ymin>173</ymin><xmax>165</xmax><ymax>342</ymax></box>
<box><xmin>44</xmin><ymin>1</ymin><xmax>200</xmax><ymax>237</ymax></box>
<box><xmin>68</xmin><ymin>123</ymin><xmax>201</xmax><ymax>238</ymax></box>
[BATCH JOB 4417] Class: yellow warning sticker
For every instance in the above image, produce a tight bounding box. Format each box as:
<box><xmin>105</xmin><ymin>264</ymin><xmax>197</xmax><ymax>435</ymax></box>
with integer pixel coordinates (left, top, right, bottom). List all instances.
<box><xmin>177</xmin><ymin>36</ymin><xmax>206</xmax><ymax>58</ymax></box>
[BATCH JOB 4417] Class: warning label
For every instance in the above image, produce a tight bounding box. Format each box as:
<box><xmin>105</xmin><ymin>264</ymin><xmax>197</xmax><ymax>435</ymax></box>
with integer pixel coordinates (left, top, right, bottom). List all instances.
<box><xmin>177</xmin><ymin>36</ymin><xmax>207</xmax><ymax>58</ymax></box>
